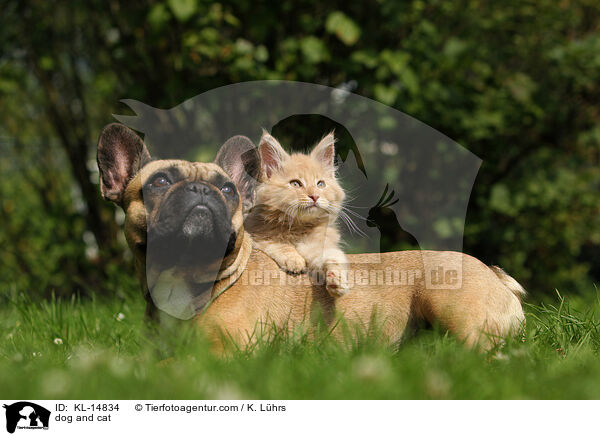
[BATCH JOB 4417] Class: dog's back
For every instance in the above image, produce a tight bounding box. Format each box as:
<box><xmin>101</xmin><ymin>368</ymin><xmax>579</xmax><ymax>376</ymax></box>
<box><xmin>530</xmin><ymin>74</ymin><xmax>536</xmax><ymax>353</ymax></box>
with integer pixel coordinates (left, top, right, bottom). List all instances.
<box><xmin>199</xmin><ymin>249</ymin><xmax>525</xmax><ymax>350</ymax></box>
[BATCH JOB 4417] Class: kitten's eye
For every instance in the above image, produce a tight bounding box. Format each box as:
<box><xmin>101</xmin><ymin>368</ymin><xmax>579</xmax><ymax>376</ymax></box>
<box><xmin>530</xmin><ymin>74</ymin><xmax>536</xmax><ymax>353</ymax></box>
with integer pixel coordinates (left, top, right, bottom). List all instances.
<box><xmin>290</xmin><ymin>179</ymin><xmax>303</xmax><ymax>188</ymax></box>
<box><xmin>317</xmin><ymin>180</ymin><xmax>326</xmax><ymax>188</ymax></box>
<box><xmin>221</xmin><ymin>182</ymin><xmax>235</xmax><ymax>195</ymax></box>
<box><xmin>149</xmin><ymin>174</ymin><xmax>171</xmax><ymax>188</ymax></box>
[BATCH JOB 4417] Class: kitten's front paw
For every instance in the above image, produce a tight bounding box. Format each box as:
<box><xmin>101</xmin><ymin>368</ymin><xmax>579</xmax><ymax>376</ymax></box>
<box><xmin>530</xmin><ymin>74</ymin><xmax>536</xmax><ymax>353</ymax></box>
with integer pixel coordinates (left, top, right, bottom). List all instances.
<box><xmin>281</xmin><ymin>253</ymin><xmax>307</xmax><ymax>275</ymax></box>
<box><xmin>324</xmin><ymin>263</ymin><xmax>350</xmax><ymax>297</ymax></box>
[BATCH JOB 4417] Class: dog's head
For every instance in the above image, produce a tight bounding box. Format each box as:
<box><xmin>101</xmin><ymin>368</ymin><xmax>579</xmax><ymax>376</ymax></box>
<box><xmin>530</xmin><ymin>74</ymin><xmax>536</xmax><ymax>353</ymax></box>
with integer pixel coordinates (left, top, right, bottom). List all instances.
<box><xmin>97</xmin><ymin>123</ymin><xmax>260</xmax><ymax>317</ymax></box>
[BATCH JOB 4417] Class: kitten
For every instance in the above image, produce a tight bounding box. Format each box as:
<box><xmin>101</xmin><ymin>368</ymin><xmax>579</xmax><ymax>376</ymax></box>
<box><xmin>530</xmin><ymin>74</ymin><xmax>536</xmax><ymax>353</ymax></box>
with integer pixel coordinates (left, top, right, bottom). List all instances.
<box><xmin>245</xmin><ymin>131</ymin><xmax>349</xmax><ymax>297</ymax></box>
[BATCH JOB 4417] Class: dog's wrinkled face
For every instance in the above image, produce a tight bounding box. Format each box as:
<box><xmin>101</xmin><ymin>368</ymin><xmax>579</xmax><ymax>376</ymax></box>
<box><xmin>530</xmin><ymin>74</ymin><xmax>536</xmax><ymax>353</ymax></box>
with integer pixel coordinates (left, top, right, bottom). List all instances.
<box><xmin>140</xmin><ymin>161</ymin><xmax>240</xmax><ymax>269</ymax></box>
<box><xmin>97</xmin><ymin>123</ymin><xmax>260</xmax><ymax>287</ymax></box>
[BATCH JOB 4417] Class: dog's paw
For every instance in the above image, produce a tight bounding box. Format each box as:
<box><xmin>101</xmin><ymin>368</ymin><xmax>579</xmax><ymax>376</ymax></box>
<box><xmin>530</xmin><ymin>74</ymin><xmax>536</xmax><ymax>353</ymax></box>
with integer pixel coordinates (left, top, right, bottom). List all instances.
<box><xmin>324</xmin><ymin>263</ymin><xmax>349</xmax><ymax>297</ymax></box>
<box><xmin>281</xmin><ymin>253</ymin><xmax>307</xmax><ymax>274</ymax></box>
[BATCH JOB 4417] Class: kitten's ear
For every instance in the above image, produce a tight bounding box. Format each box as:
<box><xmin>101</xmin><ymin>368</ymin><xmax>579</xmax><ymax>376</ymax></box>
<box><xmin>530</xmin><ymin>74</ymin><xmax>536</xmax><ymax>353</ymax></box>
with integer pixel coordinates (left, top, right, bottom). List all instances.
<box><xmin>311</xmin><ymin>131</ymin><xmax>336</xmax><ymax>171</ymax></box>
<box><xmin>215</xmin><ymin>135</ymin><xmax>261</xmax><ymax>211</ymax></box>
<box><xmin>258</xmin><ymin>130</ymin><xmax>288</xmax><ymax>178</ymax></box>
<box><xmin>97</xmin><ymin>123</ymin><xmax>151</xmax><ymax>205</ymax></box>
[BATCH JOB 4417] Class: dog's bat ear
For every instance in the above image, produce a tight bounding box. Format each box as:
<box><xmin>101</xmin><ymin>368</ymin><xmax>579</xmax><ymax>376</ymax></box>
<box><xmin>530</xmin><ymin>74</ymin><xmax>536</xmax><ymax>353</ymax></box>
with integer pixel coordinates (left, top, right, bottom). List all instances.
<box><xmin>97</xmin><ymin>123</ymin><xmax>151</xmax><ymax>205</ymax></box>
<box><xmin>215</xmin><ymin>135</ymin><xmax>261</xmax><ymax>212</ymax></box>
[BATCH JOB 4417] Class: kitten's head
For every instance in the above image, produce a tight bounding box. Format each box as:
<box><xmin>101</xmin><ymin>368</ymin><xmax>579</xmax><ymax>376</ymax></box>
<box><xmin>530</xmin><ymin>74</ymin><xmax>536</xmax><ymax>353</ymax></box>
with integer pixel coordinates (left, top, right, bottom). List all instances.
<box><xmin>256</xmin><ymin>131</ymin><xmax>345</xmax><ymax>223</ymax></box>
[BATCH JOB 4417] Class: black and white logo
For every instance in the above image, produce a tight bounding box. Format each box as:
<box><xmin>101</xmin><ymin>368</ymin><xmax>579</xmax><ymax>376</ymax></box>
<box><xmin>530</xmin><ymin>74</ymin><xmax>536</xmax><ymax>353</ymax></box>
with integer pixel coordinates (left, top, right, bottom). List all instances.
<box><xmin>3</xmin><ymin>402</ymin><xmax>50</xmax><ymax>434</ymax></box>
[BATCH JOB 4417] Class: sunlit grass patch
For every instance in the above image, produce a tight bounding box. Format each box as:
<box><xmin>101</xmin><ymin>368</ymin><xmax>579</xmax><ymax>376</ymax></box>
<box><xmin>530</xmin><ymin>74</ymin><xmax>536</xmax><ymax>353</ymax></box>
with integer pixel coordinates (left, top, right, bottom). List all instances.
<box><xmin>0</xmin><ymin>290</ymin><xmax>599</xmax><ymax>399</ymax></box>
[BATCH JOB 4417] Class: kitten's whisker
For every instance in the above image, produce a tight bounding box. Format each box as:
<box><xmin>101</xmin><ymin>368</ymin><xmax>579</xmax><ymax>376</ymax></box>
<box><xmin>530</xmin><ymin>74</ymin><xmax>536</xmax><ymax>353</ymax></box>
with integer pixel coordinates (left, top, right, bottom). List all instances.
<box><xmin>341</xmin><ymin>199</ymin><xmax>359</xmax><ymax>207</ymax></box>
<box><xmin>342</xmin><ymin>193</ymin><xmax>361</xmax><ymax>203</ymax></box>
<box><xmin>282</xmin><ymin>203</ymin><xmax>297</xmax><ymax>230</ymax></box>
<box><xmin>335</xmin><ymin>208</ymin><xmax>366</xmax><ymax>237</ymax></box>
<box><xmin>339</xmin><ymin>206</ymin><xmax>368</xmax><ymax>220</ymax></box>
<box><xmin>340</xmin><ymin>187</ymin><xmax>362</xmax><ymax>198</ymax></box>
<box><xmin>346</xmin><ymin>217</ymin><xmax>365</xmax><ymax>236</ymax></box>
<box><xmin>286</xmin><ymin>202</ymin><xmax>300</xmax><ymax>230</ymax></box>
<box><xmin>343</xmin><ymin>211</ymin><xmax>365</xmax><ymax>233</ymax></box>
<box><xmin>342</xmin><ymin>203</ymin><xmax>371</xmax><ymax>209</ymax></box>
<box><xmin>340</xmin><ymin>213</ymin><xmax>366</xmax><ymax>237</ymax></box>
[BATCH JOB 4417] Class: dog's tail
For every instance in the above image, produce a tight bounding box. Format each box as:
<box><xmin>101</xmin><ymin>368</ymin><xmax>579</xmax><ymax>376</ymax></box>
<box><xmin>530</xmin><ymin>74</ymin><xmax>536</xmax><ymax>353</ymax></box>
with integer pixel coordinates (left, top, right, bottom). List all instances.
<box><xmin>489</xmin><ymin>266</ymin><xmax>526</xmax><ymax>302</ymax></box>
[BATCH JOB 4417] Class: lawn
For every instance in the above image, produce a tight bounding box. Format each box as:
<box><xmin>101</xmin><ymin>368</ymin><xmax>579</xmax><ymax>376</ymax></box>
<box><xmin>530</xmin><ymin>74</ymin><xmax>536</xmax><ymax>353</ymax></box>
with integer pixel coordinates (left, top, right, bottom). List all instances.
<box><xmin>1</xmin><ymin>289</ymin><xmax>600</xmax><ymax>399</ymax></box>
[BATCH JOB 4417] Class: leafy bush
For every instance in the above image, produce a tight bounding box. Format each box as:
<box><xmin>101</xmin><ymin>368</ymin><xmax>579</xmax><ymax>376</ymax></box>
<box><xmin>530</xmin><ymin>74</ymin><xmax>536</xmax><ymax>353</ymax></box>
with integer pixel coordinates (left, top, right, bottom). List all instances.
<box><xmin>1</xmin><ymin>0</ymin><xmax>599</xmax><ymax>297</ymax></box>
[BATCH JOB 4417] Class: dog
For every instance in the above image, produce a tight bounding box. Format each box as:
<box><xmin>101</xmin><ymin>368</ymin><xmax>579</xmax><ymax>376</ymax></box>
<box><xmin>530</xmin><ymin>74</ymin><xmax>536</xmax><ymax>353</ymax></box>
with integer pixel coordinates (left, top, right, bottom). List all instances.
<box><xmin>97</xmin><ymin>123</ymin><xmax>526</xmax><ymax>350</ymax></box>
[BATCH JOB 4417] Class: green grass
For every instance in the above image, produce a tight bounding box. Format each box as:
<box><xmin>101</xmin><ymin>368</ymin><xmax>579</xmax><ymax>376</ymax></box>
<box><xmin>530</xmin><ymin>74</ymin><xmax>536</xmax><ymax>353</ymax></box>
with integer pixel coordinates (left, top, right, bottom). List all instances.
<box><xmin>1</xmin><ymin>289</ymin><xmax>600</xmax><ymax>399</ymax></box>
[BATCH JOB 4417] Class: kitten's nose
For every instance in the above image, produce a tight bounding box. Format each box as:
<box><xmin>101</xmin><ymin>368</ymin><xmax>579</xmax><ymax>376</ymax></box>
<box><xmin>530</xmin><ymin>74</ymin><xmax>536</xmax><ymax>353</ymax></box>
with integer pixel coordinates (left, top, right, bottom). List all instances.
<box><xmin>309</xmin><ymin>194</ymin><xmax>319</xmax><ymax>203</ymax></box>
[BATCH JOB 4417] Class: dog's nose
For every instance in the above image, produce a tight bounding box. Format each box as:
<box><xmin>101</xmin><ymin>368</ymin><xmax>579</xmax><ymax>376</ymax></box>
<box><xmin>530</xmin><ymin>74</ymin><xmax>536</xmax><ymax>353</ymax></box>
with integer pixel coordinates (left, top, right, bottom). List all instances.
<box><xmin>186</xmin><ymin>182</ymin><xmax>211</xmax><ymax>194</ymax></box>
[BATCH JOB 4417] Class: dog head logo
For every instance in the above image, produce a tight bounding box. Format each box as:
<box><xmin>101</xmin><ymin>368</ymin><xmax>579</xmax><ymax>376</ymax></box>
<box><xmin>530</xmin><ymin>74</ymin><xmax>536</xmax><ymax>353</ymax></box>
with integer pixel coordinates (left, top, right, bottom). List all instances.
<box><xmin>3</xmin><ymin>402</ymin><xmax>50</xmax><ymax>434</ymax></box>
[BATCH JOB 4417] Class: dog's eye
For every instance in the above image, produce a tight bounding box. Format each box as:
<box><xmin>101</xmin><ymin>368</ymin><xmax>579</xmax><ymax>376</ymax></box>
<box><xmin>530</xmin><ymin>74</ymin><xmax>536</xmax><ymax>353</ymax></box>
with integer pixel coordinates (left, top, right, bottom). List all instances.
<box><xmin>290</xmin><ymin>179</ymin><xmax>302</xmax><ymax>188</ymax></box>
<box><xmin>149</xmin><ymin>174</ymin><xmax>171</xmax><ymax>188</ymax></box>
<box><xmin>221</xmin><ymin>183</ymin><xmax>235</xmax><ymax>195</ymax></box>
<box><xmin>317</xmin><ymin>180</ymin><xmax>326</xmax><ymax>188</ymax></box>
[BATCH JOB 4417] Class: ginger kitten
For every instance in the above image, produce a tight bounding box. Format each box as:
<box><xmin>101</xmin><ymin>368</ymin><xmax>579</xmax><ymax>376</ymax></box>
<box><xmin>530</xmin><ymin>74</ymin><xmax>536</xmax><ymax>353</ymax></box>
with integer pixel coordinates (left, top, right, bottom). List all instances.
<box><xmin>245</xmin><ymin>131</ymin><xmax>349</xmax><ymax>296</ymax></box>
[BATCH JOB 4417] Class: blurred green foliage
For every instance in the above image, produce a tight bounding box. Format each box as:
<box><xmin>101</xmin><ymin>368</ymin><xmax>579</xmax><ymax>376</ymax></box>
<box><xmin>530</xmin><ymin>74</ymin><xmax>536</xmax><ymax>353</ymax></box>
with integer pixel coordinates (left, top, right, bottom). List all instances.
<box><xmin>0</xmin><ymin>0</ymin><xmax>599</xmax><ymax>298</ymax></box>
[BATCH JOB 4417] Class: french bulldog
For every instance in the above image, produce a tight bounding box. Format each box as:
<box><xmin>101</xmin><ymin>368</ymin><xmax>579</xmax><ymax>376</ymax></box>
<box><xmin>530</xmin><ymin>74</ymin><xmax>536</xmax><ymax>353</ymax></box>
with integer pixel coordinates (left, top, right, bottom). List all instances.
<box><xmin>97</xmin><ymin>123</ymin><xmax>525</xmax><ymax>350</ymax></box>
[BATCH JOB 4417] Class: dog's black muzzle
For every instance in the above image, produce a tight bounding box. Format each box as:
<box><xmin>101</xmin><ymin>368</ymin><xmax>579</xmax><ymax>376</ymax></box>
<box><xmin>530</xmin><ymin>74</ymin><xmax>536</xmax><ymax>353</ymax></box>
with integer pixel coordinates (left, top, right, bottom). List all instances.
<box><xmin>146</xmin><ymin>181</ymin><xmax>237</xmax><ymax>268</ymax></box>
